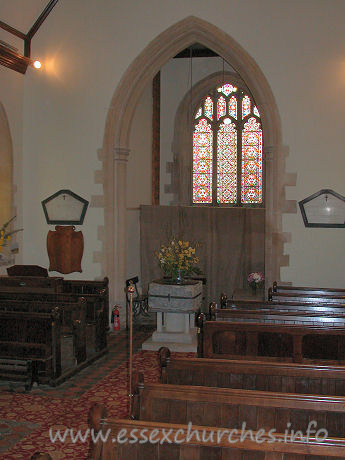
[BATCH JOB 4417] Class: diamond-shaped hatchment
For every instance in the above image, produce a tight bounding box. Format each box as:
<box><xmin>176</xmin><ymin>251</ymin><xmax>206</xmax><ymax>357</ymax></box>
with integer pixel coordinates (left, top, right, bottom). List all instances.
<box><xmin>299</xmin><ymin>189</ymin><xmax>345</xmax><ymax>228</ymax></box>
<box><xmin>42</xmin><ymin>189</ymin><xmax>89</xmax><ymax>225</ymax></box>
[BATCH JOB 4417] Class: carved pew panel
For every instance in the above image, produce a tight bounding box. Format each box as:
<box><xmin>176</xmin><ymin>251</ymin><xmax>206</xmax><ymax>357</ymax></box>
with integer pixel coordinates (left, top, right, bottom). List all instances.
<box><xmin>0</xmin><ymin>291</ymin><xmax>107</xmax><ymax>353</ymax></box>
<box><xmin>136</xmin><ymin>382</ymin><xmax>345</xmax><ymax>437</ymax></box>
<box><xmin>0</xmin><ymin>298</ymin><xmax>87</xmax><ymax>364</ymax></box>
<box><xmin>202</xmin><ymin>321</ymin><xmax>345</xmax><ymax>364</ymax></box>
<box><xmin>0</xmin><ymin>276</ymin><xmax>109</xmax><ymax>387</ymax></box>
<box><xmin>212</xmin><ymin>308</ymin><xmax>345</xmax><ymax>326</ymax></box>
<box><xmin>160</xmin><ymin>352</ymin><xmax>345</xmax><ymax>396</ymax></box>
<box><xmin>88</xmin><ymin>405</ymin><xmax>345</xmax><ymax>460</ymax></box>
<box><xmin>0</xmin><ymin>309</ymin><xmax>61</xmax><ymax>385</ymax></box>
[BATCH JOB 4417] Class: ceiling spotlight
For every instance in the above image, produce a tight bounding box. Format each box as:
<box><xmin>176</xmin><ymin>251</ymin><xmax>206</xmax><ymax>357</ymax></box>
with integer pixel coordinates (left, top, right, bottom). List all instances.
<box><xmin>33</xmin><ymin>60</ymin><xmax>42</xmax><ymax>69</ymax></box>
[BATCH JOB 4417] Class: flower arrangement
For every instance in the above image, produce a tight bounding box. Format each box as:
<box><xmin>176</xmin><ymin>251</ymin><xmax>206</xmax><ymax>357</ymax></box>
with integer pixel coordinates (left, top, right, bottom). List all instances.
<box><xmin>248</xmin><ymin>272</ymin><xmax>265</xmax><ymax>291</ymax></box>
<box><xmin>156</xmin><ymin>238</ymin><xmax>201</xmax><ymax>282</ymax></box>
<box><xmin>0</xmin><ymin>216</ymin><xmax>22</xmax><ymax>253</ymax></box>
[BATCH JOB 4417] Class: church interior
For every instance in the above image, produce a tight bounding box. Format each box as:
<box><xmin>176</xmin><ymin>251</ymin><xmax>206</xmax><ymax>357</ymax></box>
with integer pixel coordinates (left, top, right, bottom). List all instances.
<box><xmin>0</xmin><ymin>0</ymin><xmax>344</xmax><ymax>459</ymax></box>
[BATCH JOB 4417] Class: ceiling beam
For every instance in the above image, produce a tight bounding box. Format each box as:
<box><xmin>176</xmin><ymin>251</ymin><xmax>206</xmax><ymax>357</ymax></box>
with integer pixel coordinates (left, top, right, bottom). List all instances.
<box><xmin>26</xmin><ymin>0</ymin><xmax>59</xmax><ymax>40</ymax></box>
<box><xmin>0</xmin><ymin>20</ymin><xmax>26</xmax><ymax>40</ymax></box>
<box><xmin>0</xmin><ymin>0</ymin><xmax>59</xmax><ymax>73</ymax></box>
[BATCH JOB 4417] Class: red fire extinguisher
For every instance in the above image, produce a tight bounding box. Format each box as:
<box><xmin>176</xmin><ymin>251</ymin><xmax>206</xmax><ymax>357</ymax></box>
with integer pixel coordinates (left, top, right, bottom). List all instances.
<box><xmin>112</xmin><ymin>306</ymin><xmax>120</xmax><ymax>331</ymax></box>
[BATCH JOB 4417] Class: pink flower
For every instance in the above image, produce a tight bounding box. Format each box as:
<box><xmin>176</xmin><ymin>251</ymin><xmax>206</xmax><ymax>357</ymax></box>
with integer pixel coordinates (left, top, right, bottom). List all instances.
<box><xmin>248</xmin><ymin>272</ymin><xmax>264</xmax><ymax>284</ymax></box>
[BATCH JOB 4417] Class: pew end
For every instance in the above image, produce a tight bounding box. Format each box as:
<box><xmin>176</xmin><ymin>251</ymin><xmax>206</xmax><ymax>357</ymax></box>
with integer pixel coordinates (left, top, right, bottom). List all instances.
<box><xmin>131</xmin><ymin>370</ymin><xmax>144</xmax><ymax>419</ymax></box>
<box><xmin>88</xmin><ymin>403</ymin><xmax>108</xmax><ymax>460</ymax></box>
<box><xmin>88</xmin><ymin>403</ymin><xmax>108</xmax><ymax>433</ymax></box>
<box><xmin>158</xmin><ymin>347</ymin><xmax>171</xmax><ymax>383</ymax></box>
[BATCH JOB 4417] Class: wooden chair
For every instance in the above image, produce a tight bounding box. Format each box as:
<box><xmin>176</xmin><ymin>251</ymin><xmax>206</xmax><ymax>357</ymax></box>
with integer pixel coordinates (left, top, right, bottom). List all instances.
<box><xmin>125</xmin><ymin>276</ymin><xmax>148</xmax><ymax>329</ymax></box>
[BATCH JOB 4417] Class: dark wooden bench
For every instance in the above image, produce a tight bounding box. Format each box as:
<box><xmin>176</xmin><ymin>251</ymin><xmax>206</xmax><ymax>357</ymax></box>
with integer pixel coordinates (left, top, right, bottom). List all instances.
<box><xmin>0</xmin><ymin>358</ymin><xmax>33</xmax><ymax>391</ymax></box>
<box><xmin>210</xmin><ymin>307</ymin><xmax>345</xmax><ymax>326</ymax></box>
<box><xmin>222</xmin><ymin>301</ymin><xmax>345</xmax><ymax>317</ymax></box>
<box><xmin>159</xmin><ymin>348</ymin><xmax>345</xmax><ymax>396</ymax></box>
<box><xmin>0</xmin><ymin>276</ymin><xmax>108</xmax><ymax>353</ymax></box>
<box><xmin>0</xmin><ymin>309</ymin><xmax>61</xmax><ymax>386</ymax></box>
<box><xmin>200</xmin><ymin>320</ymin><xmax>345</xmax><ymax>363</ymax></box>
<box><xmin>131</xmin><ymin>378</ymin><xmax>345</xmax><ymax>438</ymax></box>
<box><xmin>59</xmin><ymin>277</ymin><xmax>109</xmax><ymax>338</ymax></box>
<box><xmin>268</xmin><ymin>288</ymin><xmax>345</xmax><ymax>305</ymax></box>
<box><xmin>0</xmin><ymin>297</ymin><xmax>87</xmax><ymax>363</ymax></box>
<box><xmin>88</xmin><ymin>404</ymin><xmax>345</xmax><ymax>460</ymax></box>
<box><xmin>0</xmin><ymin>291</ymin><xmax>107</xmax><ymax>353</ymax></box>
<box><xmin>272</xmin><ymin>281</ymin><xmax>345</xmax><ymax>296</ymax></box>
<box><xmin>88</xmin><ymin>404</ymin><xmax>345</xmax><ymax>459</ymax></box>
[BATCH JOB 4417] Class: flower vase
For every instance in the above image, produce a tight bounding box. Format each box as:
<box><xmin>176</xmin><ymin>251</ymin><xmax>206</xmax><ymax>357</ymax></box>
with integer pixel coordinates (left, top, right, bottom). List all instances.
<box><xmin>251</xmin><ymin>284</ymin><xmax>257</xmax><ymax>296</ymax></box>
<box><xmin>175</xmin><ymin>269</ymin><xmax>183</xmax><ymax>284</ymax></box>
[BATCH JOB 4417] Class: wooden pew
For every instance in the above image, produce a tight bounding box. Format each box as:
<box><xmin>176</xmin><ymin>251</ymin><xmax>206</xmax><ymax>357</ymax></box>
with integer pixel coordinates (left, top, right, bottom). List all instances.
<box><xmin>0</xmin><ymin>297</ymin><xmax>87</xmax><ymax>363</ymax></box>
<box><xmin>131</xmin><ymin>379</ymin><xmax>345</xmax><ymax>437</ymax></box>
<box><xmin>0</xmin><ymin>291</ymin><xmax>107</xmax><ymax>353</ymax></box>
<box><xmin>60</xmin><ymin>276</ymin><xmax>109</xmax><ymax>340</ymax></box>
<box><xmin>200</xmin><ymin>320</ymin><xmax>345</xmax><ymax>363</ymax></box>
<box><xmin>272</xmin><ymin>281</ymin><xmax>345</xmax><ymax>296</ymax></box>
<box><xmin>0</xmin><ymin>309</ymin><xmax>61</xmax><ymax>388</ymax></box>
<box><xmin>221</xmin><ymin>299</ymin><xmax>345</xmax><ymax>314</ymax></box>
<box><xmin>0</xmin><ymin>358</ymin><xmax>33</xmax><ymax>391</ymax></box>
<box><xmin>0</xmin><ymin>275</ymin><xmax>109</xmax><ymax>387</ymax></box>
<box><xmin>211</xmin><ymin>308</ymin><xmax>345</xmax><ymax>326</ymax></box>
<box><xmin>268</xmin><ymin>287</ymin><xmax>345</xmax><ymax>305</ymax></box>
<box><xmin>0</xmin><ymin>276</ymin><xmax>109</xmax><ymax>353</ymax></box>
<box><xmin>88</xmin><ymin>404</ymin><xmax>345</xmax><ymax>460</ymax></box>
<box><xmin>159</xmin><ymin>348</ymin><xmax>345</xmax><ymax>396</ymax></box>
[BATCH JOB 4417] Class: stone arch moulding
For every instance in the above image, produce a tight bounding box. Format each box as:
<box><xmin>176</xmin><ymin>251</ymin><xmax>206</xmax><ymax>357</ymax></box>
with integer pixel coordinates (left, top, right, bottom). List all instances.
<box><xmin>0</xmin><ymin>102</ymin><xmax>13</xmax><ymax>225</ymax></box>
<box><xmin>98</xmin><ymin>15</ymin><xmax>294</xmax><ymax>313</ymax></box>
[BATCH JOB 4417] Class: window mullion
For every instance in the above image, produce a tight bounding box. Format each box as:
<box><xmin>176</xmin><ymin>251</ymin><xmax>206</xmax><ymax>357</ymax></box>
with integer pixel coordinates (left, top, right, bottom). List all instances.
<box><xmin>212</xmin><ymin>102</ymin><xmax>218</xmax><ymax>205</ymax></box>
<box><xmin>237</xmin><ymin>92</ymin><xmax>243</xmax><ymax>205</ymax></box>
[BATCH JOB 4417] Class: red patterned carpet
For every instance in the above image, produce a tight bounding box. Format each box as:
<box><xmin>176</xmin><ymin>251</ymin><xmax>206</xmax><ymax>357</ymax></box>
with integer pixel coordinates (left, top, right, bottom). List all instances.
<box><xmin>0</xmin><ymin>328</ymin><xmax>191</xmax><ymax>459</ymax></box>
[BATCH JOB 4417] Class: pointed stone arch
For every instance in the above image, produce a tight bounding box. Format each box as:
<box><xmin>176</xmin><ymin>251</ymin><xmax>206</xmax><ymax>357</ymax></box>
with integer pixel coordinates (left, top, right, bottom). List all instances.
<box><xmin>98</xmin><ymin>15</ymin><xmax>293</xmax><ymax>310</ymax></box>
<box><xmin>0</xmin><ymin>102</ymin><xmax>13</xmax><ymax>225</ymax></box>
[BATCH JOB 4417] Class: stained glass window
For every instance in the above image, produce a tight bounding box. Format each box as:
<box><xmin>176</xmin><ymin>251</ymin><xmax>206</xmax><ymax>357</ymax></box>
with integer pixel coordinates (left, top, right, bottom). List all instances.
<box><xmin>217</xmin><ymin>121</ymin><xmax>237</xmax><ymax>203</ymax></box>
<box><xmin>253</xmin><ymin>105</ymin><xmax>260</xmax><ymax>117</ymax></box>
<box><xmin>217</xmin><ymin>96</ymin><xmax>226</xmax><ymax>120</ymax></box>
<box><xmin>195</xmin><ymin>107</ymin><xmax>202</xmax><ymax>119</ymax></box>
<box><xmin>204</xmin><ymin>97</ymin><xmax>213</xmax><ymax>120</ymax></box>
<box><xmin>241</xmin><ymin>117</ymin><xmax>262</xmax><ymax>203</ymax></box>
<box><xmin>242</xmin><ymin>95</ymin><xmax>251</xmax><ymax>119</ymax></box>
<box><xmin>217</xmin><ymin>83</ymin><xmax>237</xmax><ymax>96</ymax></box>
<box><xmin>192</xmin><ymin>82</ymin><xmax>263</xmax><ymax>206</ymax></box>
<box><xmin>229</xmin><ymin>96</ymin><xmax>237</xmax><ymax>120</ymax></box>
<box><xmin>193</xmin><ymin>118</ymin><xmax>213</xmax><ymax>204</ymax></box>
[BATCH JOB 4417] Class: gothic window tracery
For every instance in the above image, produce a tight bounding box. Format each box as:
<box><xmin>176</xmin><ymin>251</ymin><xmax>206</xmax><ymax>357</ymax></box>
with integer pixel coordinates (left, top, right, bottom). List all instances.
<box><xmin>193</xmin><ymin>83</ymin><xmax>263</xmax><ymax>205</ymax></box>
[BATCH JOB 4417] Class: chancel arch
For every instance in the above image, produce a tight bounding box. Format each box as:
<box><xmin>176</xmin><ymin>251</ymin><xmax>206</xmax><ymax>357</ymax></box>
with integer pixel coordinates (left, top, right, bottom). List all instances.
<box><xmin>100</xmin><ymin>15</ymin><xmax>293</xmax><ymax>309</ymax></box>
<box><xmin>0</xmin><ymin>102</ymin><xmax>13</xmax><ymax>226</ymax></box>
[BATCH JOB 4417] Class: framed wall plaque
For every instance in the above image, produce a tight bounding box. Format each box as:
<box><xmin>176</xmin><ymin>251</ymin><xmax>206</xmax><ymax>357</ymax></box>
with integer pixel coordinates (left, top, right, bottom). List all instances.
<box><xmin>42</xmin><ymin>189</ymin><xmax>89</xmax><ymax>225</ymax></box>
<box><xmin>299</xmin><ymin>189</ymin><xmax>345</xmax><ymax>228</ymax></box>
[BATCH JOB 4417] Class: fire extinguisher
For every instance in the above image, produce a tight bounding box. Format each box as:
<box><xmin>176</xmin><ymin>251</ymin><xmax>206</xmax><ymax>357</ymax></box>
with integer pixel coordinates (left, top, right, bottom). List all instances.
<box><xmin>112</xmin><ymin>306</ymin><xmax>120</xmax><ymax>331</ymax></box>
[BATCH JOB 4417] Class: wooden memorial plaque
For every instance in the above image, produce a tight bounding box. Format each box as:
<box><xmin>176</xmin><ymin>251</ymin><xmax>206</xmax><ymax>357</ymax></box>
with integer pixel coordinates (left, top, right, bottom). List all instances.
<box><xmin>47</xmin><ymin>226</ymin><xmax>83</xmax><ymax>274</ymax></box>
